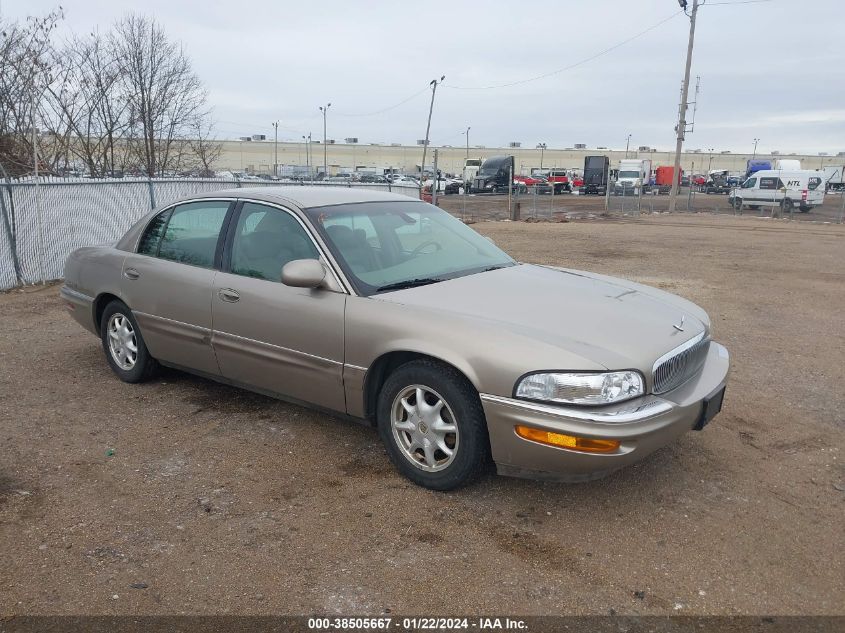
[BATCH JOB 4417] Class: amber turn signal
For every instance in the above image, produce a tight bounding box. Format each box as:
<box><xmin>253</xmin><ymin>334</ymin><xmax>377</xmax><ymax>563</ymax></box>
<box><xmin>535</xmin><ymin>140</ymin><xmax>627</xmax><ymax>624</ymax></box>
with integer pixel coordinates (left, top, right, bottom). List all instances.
<box><xmin>514</xmin><ymin>425</ymin><xmax>620</xmax><ymax>453</ymax></box>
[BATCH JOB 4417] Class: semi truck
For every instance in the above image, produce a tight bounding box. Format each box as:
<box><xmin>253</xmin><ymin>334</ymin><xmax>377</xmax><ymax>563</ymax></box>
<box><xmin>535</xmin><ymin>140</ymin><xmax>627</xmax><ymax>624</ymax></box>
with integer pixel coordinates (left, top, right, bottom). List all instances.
<box><xmin>745</xmin><ymin>159</ymin><xmax>772</xmax><ymax>178</ymax></box>
<box><xmin>580</xmin><ymin>156</ymin><xmax>609</xmax><ymax>195</ymax></box>
<box><xmin>655</xmin><ymin>166</ymin><xmax>684</xmax><ymax>193</ymax></box>
<box><xmin>463</xmin><ymin>158</ymin><xmax>482</xmax><ymax>192</ymax></box>
<box><xmin>472</xmin><ymin>155</ymin><xmax>514</xmax><ymax>194</ymax></box>
<box><xmin>614</xmin><ymin>158</ymin><xmax>652</xmax><ymax>195</ymax></box>
<box><xmin>822</xmin><ymin>164</ymin><xmax>845</xmax><ymax>191</ymax></box>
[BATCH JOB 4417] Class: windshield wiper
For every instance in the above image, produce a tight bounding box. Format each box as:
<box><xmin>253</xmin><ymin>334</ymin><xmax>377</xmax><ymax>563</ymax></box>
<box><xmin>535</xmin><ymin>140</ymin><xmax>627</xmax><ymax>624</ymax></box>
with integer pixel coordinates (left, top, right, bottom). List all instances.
<box><xmin>375</xmin><ymin>278</ymin><xmax>443</xmax><ymax>292</ymax></box>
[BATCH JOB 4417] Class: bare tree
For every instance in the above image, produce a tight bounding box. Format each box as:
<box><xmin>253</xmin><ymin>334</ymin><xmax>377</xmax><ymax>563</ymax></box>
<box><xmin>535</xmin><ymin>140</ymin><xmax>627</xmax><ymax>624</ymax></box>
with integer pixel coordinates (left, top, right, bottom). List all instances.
<box><xmin>0</xmin><ymin>9</ymin><xmax>63</xmax><ymax>176</ymax></box>
<box><xmin>189</xmin><ymin>118</ymin><xmax>222</xmax><ymax>177</ymax></box>
<box><xmin>44</xmin><ymin>31</ymin><xmax>130</xmax><ymax>176</ymax></box>
<box><xmin>111</xmin><ymin>14</ymin><xmax>208</xmax><ymax>177</ymax></box>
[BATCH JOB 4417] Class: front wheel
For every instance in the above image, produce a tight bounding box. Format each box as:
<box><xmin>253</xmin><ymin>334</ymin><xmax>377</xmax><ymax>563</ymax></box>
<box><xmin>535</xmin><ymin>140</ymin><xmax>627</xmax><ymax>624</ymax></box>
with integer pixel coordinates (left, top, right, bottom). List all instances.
<box><xmin>377</xmin><ymin>360</ymin><xmax>490</xmax><ymax>490</ymax></box>
<box><xmin>100</xmin><ymin>300</ymin><xmax>159</xmax><ymax>383</ymax></box>
<box><xmin>733</xmin><ymin>197</ymin><xmax>743</xmax><ymax>211</ymax></box>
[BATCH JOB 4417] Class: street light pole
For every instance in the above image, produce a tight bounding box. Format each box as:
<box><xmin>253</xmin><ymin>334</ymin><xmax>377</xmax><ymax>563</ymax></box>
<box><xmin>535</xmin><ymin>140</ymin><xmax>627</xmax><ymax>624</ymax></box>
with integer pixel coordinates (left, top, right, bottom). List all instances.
<box><xmin>625</xmin><ymin>134</ymin><xmax>632</xmax><ymax>158</ymax></box>
<box><xmin>668</xmin><ymin>0</ymin><xmax>700</xmax><ymax>213</ymax></box>
<box><xmin>536</xmin><ymin>143</ymin><xmax>547</xmax><ymax>170</ymax></box>
<box><xmin>752</xmin><ymin>138</ymin><xmax>759</xmax><ymax>159</ymax></box>
<box><xmin>319</xmin><ymin>103</ymin><xmax>331</xmax><ymax>177</ymax></box>
<box><xmin>272</xmin><ymin>120</ymin><xmax>278</xmax><ymax>176</ymax></box>
<box><xmin>707</xmin><ymin>147</ymin><xmax>714</xmax><ymax>172</ymax></box>
<box><xmin>465</xmin><ymin>126</ymin><xmax>470</xmax><ymax>161</ymax></box>
<box><xmin>420</xmin><ymin>76</ymin><xmax>445</xmax><ymax>191</ymax></box>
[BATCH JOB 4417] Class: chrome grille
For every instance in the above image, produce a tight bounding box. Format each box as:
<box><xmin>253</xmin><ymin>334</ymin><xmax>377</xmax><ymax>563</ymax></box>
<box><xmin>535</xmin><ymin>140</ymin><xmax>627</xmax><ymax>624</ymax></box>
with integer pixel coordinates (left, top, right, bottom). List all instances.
<box><xmin>652</xmin><ymin>332</ymin><xmax>710</xmax><ymax>394</ymax></box>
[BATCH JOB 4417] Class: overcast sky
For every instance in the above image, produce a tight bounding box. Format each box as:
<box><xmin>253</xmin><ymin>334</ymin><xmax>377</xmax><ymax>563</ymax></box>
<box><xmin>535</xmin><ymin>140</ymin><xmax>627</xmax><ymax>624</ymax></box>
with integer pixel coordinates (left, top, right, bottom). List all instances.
<box><xmin>7</xmin><ymin>0</ymin><xmax>845</xmax><ymax>154</ymax></box>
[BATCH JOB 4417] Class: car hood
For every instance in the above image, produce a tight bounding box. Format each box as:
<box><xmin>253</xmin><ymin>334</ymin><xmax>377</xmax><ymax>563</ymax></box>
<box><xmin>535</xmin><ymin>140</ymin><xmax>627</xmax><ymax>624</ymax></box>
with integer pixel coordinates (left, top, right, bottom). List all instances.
<box><xmin>375</xmin><ymin>263</ymin><xmax>709</xmax><ymax>372</ymax></box>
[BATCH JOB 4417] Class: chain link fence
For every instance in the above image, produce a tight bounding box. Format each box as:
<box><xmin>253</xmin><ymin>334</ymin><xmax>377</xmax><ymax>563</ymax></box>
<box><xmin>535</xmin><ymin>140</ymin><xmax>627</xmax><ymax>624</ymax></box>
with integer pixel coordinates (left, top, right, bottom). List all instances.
<box><xmin>0</xmin><ymin>177</ymin><xmax>418</xmax><ymax>290</ymax></box>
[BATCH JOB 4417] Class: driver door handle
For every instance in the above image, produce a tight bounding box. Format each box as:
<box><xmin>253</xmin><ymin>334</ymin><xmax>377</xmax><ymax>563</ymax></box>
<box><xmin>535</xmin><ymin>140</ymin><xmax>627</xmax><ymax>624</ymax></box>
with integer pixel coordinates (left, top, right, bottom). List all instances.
<box><xmin>218</xmin><ymin>288</ymin><xmax>240</xmax><ymax>303</ymax></box>
<box><xmin>124</xmin><ymin>267</ymin><xmax>140</xmax><ymax>280</ymax></box>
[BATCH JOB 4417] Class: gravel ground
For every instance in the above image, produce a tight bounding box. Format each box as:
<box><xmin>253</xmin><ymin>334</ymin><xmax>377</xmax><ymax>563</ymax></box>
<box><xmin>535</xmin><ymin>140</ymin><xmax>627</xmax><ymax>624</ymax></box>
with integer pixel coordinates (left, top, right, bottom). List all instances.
<box><xmin>0</xmin><ymin>214</ymin><xmax>842</xmax><ymax>616</ymax></box>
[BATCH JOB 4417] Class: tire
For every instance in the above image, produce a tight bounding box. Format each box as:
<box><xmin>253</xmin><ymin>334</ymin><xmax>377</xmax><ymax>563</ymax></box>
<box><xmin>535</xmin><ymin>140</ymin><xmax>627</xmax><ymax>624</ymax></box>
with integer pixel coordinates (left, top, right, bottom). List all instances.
<box><xmin>733</xmin><ymin>197</ymin><xmax>743</xmax><ymax>211</ymax></box>
<box><xmin>377</xmin><ymin>359</ymin><xmax>490</xmax><ymax>491</ymax></box>
<box><xmin>100</xmin><ymin>300</ymin><xmax>159</xmax><ymax>383</ymax></box>
<box><xmin>781</xmin><ymin>198</ymin><xmax>794</xmax><ymax>214</ymax></box>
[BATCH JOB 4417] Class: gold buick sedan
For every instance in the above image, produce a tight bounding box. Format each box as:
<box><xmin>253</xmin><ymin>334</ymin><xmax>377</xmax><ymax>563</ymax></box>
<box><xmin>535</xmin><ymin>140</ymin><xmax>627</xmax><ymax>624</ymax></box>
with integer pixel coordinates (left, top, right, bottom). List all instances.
<box><xmin>61</xmin><ymin>187</ymin><xmax>729</xmax><ymax>490</ymax></box>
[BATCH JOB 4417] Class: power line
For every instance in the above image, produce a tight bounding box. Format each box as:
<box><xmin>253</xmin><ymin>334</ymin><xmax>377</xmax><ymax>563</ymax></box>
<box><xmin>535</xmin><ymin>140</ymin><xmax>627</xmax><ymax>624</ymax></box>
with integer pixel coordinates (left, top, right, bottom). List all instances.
<box><xmin>706</xmin><ymin>0</ymin><xmax>774</xmax><ymax>5</ymax></box>
<box><xmin>332</xmin><ymin>86</ymin><xmax>431</xmax><ymax>117</ymax></box>
<box><xmin>446</xmin><ymin>10</ymin><xmax>684</xmax><ymax>91</ymax></box>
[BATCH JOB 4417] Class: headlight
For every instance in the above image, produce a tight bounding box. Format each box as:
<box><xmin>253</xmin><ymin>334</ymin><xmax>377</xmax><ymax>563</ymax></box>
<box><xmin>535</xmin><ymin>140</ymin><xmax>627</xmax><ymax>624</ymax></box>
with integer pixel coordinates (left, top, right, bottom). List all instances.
<box><xmin>515</xmin><ymin>371</ymin><xmax>645</xmax><ymax>405</ymax></box>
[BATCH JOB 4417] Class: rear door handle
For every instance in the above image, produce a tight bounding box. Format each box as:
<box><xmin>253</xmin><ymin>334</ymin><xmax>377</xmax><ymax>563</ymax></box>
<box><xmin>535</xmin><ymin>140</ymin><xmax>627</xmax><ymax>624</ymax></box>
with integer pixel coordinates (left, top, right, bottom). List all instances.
<box><xmin>124</xmin><ymin>268</ymin><xmax>140</xmax><ymax>280</ymax></box>
<box><xmin>218</xmin><ymin>288</ymin><xmax>240</xmax><ymax>303</ymax></box>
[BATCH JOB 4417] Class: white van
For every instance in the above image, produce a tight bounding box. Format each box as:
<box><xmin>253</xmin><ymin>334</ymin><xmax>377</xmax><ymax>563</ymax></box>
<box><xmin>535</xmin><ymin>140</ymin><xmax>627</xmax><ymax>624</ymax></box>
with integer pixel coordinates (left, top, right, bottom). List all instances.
<box><xmin>729</xmin><ymin>170</ymin><xmax>825</xmax><ymax>213</ymax></box>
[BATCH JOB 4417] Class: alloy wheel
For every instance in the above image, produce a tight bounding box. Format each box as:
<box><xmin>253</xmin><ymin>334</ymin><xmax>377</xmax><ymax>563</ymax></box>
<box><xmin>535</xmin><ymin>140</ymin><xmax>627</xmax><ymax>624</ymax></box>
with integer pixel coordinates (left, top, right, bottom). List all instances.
<box><xmin>391</xmin><ymin>384</ymin><xmax>459</xmax><ymax>472</ymax></box>
<box><xmin>107</xmin><ymin>313</ymin><xmax>138</xmax><ymax>370</ymax></box>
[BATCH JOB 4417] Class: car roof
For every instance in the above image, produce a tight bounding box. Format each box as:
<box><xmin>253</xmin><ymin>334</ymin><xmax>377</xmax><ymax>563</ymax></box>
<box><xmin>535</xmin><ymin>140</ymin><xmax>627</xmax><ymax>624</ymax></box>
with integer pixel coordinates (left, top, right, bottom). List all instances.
<box><xmin>186</xmin><ymin>186</ymin><xmax>420</xmax><ymax>209</ymax></box>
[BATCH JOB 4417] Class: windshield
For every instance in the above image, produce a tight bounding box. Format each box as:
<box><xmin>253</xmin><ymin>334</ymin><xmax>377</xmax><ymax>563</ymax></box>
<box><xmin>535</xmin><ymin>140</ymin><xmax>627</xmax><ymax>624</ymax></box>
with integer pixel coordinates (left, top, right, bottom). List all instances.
<box><xmin>306</xmin><ymin>201</ymin><xmax>515</xmax><ymax>296</ymax></box>
<box><xmin>618</xmin><ymin>170</ymin><xmax>639</xmax><ymax>178</ymax></box>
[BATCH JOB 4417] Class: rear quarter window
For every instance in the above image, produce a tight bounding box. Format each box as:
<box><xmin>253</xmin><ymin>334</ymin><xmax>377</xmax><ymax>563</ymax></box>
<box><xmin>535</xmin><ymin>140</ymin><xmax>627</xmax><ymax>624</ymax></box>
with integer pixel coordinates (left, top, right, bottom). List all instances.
<box><xmin>137</xmin><ymin>209</ymin><xmax>172</xmax><ymax>255</ymax></box>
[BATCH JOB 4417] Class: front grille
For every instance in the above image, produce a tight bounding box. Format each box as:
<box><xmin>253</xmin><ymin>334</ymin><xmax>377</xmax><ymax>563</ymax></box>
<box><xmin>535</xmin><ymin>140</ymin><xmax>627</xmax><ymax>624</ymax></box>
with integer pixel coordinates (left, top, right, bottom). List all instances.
<box><xmin>652</xmin><ymin>332</ymin><xmax>710</xmax><ymax>394</ymax></box>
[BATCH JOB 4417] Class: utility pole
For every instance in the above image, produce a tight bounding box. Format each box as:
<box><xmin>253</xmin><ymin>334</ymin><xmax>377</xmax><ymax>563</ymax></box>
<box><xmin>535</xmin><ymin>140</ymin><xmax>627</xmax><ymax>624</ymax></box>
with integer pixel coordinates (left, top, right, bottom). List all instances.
<box><xmin>625</xmin><ymin>134</ymin><xmax>632</xmax><ymax>158</ymax></box>
<box><xmin>537</xmin><ymin>143</ymin><xmax>547</xmax><ymax>170</ymax></box>
<box><xmin>707</xmin><ymin>147</ymin><xmax>714</xmax><ymax>172</ymax></box>
<box><xmin>319</xmin><ymin>103</ymin><xmax>331</xmax><ymax>177</ymax></box>
<box><xmin>752</xmin><ymin>138</ymin><xmax>759</xmax><ymax>159</ymax></box>
<box><xmin>272</xmin><ymin>120</ymin><xmax>279</xmax><ymax>176</ymax></box>
<box><xmin>420</xmin><ymin>76</ymin><xmax>445</xmax><ymax>193</ymax></box>
<box><xmin>302</xmin><ymin>134</ymin><xmax>311</xmax><ymax>180</ymax></box>
<box><xmin>668</xmin><ymin>0</ymin><xmax>700</xmax><ymax>213</ymax></box>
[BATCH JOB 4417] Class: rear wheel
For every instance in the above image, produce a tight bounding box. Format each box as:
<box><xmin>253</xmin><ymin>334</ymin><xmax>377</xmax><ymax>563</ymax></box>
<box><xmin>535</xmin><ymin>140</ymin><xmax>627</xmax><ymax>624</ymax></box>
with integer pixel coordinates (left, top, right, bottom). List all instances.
<box><xmin>100</xmin><ymin>300</ymin><xmax>159</xmax><ymax>383</ymax></box>
<box><xmin>781</xmin><ymin>198</ymin><xmax>794</xmax><ymax>214</ymax></box>
<box><xmin>377</xmin><ymin>360</ymin><xmax>490</xmax><ymax>490</ymax></box>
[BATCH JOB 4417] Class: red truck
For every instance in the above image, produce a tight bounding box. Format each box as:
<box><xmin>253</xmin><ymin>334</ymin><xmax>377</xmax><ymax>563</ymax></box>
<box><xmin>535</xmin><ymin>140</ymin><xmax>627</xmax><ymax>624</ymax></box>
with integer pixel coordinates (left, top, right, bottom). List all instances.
<box><xmin>546</xmin><ymin>169</ymin><xmax>574</xmax><ymax>194</ymax></box>
<box><xmin>655</xmin><ymin>166</ymin><xmax>684</xmax><ymax>193</ymax></box>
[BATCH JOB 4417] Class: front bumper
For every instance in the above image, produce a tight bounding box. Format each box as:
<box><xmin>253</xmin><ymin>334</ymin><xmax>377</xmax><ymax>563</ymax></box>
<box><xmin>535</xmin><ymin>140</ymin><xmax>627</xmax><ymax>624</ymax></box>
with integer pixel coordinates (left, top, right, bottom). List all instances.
<box><xmin>480</xmin><ymin>342</ymin><xmax>730</xmax><ymax>482</ymax></box>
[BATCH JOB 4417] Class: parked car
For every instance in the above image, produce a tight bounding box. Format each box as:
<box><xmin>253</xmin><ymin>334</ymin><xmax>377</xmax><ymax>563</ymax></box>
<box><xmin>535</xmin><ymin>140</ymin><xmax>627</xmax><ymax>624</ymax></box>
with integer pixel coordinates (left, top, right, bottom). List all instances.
<box><xmin>61</xmin><ymin>188</ymin><xmax>729</xmax><ymax>490</ymax></box>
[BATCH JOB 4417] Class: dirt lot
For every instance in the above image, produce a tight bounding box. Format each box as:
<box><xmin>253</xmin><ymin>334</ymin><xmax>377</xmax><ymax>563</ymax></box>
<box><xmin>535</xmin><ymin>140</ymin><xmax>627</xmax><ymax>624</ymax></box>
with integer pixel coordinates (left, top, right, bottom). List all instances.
<box><xmin>1</xmin><ymin>214</ymin><xmax>843</xmax><ymax>616</ymax></box>
<box><xmin>437</xmin><ymin>189</ymin><xmax>845</xmax><ymax>224</ymax></box>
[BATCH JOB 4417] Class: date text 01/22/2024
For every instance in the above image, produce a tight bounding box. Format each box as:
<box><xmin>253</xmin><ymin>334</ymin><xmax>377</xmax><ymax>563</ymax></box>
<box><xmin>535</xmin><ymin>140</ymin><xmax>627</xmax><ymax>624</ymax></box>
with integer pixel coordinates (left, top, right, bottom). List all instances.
<box><xmin>307</xmin><ymin>617</ymin><xmax>528</xmax><ymax>630</ymax></box>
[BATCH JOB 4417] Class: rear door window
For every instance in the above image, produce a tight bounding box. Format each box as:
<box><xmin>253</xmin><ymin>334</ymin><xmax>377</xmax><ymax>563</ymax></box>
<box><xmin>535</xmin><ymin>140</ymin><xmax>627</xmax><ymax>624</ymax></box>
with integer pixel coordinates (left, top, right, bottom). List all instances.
<box><xmin>158</xmin><ymin>201</ymin><xmax>230</xmax><ymax>268</ymax></box>
<box><xmin>808</xmin><ymin>177</ymin><xmax>822</xmax><ymax>191</ymax></box>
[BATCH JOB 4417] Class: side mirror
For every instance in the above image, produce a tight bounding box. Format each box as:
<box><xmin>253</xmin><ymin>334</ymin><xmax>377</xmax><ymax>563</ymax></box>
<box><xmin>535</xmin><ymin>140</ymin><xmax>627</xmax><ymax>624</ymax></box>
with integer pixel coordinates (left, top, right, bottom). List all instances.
<box><xmin>281</xmin><ymin>259</ymin><xmax>326</xmax><ymax>289</ymax></box>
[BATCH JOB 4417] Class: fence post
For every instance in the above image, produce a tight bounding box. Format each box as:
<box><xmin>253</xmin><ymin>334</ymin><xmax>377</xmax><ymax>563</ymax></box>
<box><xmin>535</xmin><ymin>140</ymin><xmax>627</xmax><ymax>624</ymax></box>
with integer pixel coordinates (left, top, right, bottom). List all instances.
<box><xmin>0</xmin><ymin>162</ymin><xmax>22</xmax><ymax>285</ymax></box>
<box><xmin>146</xmin><ymin>177</ymin><xmax>157</xmax><ymax>209</ymax></box>
<box><xmin>839</xmin><ymin>190</ymin><xmax>845</xmax><ymax>224</ymax></box>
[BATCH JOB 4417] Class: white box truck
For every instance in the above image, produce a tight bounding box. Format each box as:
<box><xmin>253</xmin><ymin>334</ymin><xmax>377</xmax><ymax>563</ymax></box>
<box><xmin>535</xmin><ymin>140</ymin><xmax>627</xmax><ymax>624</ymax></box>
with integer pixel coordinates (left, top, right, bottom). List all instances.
<box><xmin>614</xmin><ymin>158</ymin><xmax>652</xmax><ymax>195</ymax></box>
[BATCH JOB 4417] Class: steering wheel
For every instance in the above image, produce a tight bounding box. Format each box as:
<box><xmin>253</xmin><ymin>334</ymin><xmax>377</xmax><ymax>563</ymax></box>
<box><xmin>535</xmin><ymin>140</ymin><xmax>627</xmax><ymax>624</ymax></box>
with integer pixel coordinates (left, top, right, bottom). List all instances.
<box><xmin>410</xmin><ymin>240</ymin><xmax>443</xmax><ymax>256</ymax></box>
